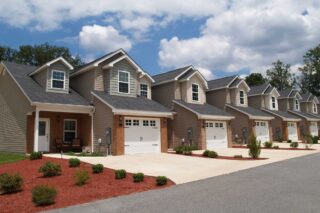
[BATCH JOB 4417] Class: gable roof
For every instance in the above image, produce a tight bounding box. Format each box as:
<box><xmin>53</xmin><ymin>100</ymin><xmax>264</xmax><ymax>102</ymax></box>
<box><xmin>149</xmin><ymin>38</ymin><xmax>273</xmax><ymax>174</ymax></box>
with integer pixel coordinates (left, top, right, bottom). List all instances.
<box><xmin>262</xmin><ymin>109</ymin><xmax>301</xmax><ymax>121</ymax></box>
<box><xmin>300</xmin><ymin>93</ymin><xmax>319</xmax><ymax>104</ymax></box>
<box><xmin>207</xmin><ymin>75</ymin><xmax>238</xmax><ymax>91</ymax></box>
<box><xmin>173</xmin><ymin>100</ymin><xmax>234</xmax><ymax>120</ymax></box>
<box><xmin>91</xmin><ymin>90</ymin><xmax>172</xmax><ymax>117</ymax></box>
<box><xmin>1</xmin><ymin>61</ymin><xmax>91</xmax><ymax>107</ymax></box>
<box><xmin>71</xmin><ymin>49</ymin><xmax>154</xmax><ymax>82</ymax></box>
<box><xmin>28</xmin><ymin>57</ymin><xmax>74</xmax><ymax>76</ymax></box>
<box><xmin>278</xmin><ymin>89</ymin><xmax>301</xmax><ymax>99</ymax></box>
<box><xmin>226</xmin><ymin>104</ymin><xmax>274</xmax><ymax>120</ymax></box>
<box><xmin>152</xmin><ymin>65</ymin><xmax>193</xmax><ymax>85</ymax></box>
<box><xmin>248</xmin><ymin>83</ymin><xmax>279</xmax><ymax>97</ymax></box>
<box><xmin>288</xmin><ymin>110</ymin><xmax>320</xmax><ymax>121</ymax></box>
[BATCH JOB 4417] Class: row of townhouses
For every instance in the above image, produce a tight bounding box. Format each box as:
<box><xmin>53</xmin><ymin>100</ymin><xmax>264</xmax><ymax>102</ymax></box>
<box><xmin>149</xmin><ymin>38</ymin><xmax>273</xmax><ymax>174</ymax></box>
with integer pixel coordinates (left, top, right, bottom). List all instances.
<box><xmin>0</xmin><ymin>49</ymin><xmax>319</xmax><ymax>155</ymax></box>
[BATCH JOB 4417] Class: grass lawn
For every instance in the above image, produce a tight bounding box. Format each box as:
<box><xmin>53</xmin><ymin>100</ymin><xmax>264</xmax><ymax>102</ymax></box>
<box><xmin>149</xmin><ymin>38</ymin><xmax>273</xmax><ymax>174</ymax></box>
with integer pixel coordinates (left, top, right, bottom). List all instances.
<box><xmin>0</xmin><ymin>152</ymin><xmax>27</xmax><ymax>165</ymax></box>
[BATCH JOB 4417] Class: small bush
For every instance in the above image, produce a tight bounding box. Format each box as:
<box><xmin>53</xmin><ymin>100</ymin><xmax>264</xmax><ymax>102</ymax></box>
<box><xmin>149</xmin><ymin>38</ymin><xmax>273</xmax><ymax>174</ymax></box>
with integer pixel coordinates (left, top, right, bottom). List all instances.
<box><xmin>66</xmin><ymin>151</ymin><xmax>75</xmax><ymax>156</ymax></box>
<box><xmin>174</xmin><ymin>146</ymin><xmax>183</xmax><ymax>154</ymax></box>
<box><xmin>38</xmin><ymin>162</ymin><xmax>61</xmax><ymax>177</ymax></box>
<box><xmin>133</xmin><ymin>173</ymin><xmax>144</xmax><ymax>183</ymax></box>
<box><xmin>207</xmin><ymin>151</ymin><xmax>218</xmax><ymax>158</ymax></box>
<box><xmin>32</xmin><ymin>185</ymin><xmax>57</xmax><ymax>206</ymax></box>
<box><xmin>263</xmin><ymin>141</ymin><xmax>273</xmax><ymax>148</ymax></box>
<box><xmin>234</xmin><ymin>155</ymin><xmax>243</xmax><ymax>158</ymax></box>
<box><xmin>287</xmin><ymin>140</ymin><xmax>292</xmax><ymax>143</ymax></box>
<box><xmin>312</xmin><ymin>136</ymin><xmax>319</xmax><ymax>144</ymax></box>
<box><xmin>69</xmin><ymin>158</ymin><xmax>80</xmax><ymax>167</ymax></box>
<box><xmin>247</xmin><ymin>133</ymin><xmax>261</xmax><ymax>159</ymax></box>
<box><xmin>115</xmin><ymin>169</ymin><xmax>126</xmax><ymax>179</ymax></box>
<box><xmin>0</xmin><ymin>173</ymin><xmax>23</xmax><ymax>194</ymax></box>
<box><xmin>91</xmin><ymin>152</ymin><xmax>104</xmax><ymax>156</ymax></box>
<box><xmin>30</xmin><ymin>152</ymin><xmax>42</xmax><ymax>160</ymax></box>
<box><xmin>273</xmin><ymin>145</ymin><xmax>279</xmax><ymax>149</ymax></box>
<box><xmin>183</xmin><ymin>147</ymin><xmax>193</xmax><ymax>155</ymax></box>
<box><xmin>202</xmin><ymin>150</ymin><xmax>210</xmax><ymax>157</ymax></box>
<box><xmin>290</xmin><ymin>142</ymin><xmax>299</xmax><ymax>148</ymax></box>
<box><xmin>92</xmin><ymin>164</ymin><xmax>104</xmax><ymax>174</ymax></box>
<box><xmin>156</xmin><ymin>176</ymin><xmax>168</xmax><ymax>186</ymax></box>
<box><xmin>74</xmin><ymin>170</ymin><xmax>89</xmax><ymax>186</ymax></box>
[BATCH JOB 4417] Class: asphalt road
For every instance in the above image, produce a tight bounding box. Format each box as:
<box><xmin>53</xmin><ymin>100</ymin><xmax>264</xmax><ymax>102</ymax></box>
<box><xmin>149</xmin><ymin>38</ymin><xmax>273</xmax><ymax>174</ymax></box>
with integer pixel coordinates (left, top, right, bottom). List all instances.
<box><xmin>48</xmin><ymin>153</ymin><xmax>320</xmax><ymax>213</ymax></box>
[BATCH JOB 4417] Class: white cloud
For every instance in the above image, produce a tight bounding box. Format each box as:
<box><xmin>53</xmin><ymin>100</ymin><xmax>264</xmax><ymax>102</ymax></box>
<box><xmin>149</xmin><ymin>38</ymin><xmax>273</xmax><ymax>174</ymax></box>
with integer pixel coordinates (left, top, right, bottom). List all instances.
<box><xmin>79</xmin><ymin>24</ymin><xmax>132</xmax><ymax>53</ymax></box>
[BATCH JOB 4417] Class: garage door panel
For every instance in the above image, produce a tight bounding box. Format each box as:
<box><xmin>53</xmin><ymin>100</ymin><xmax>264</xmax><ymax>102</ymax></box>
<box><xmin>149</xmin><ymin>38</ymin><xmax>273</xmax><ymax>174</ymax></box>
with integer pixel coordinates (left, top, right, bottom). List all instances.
<box><xmin>206</xmin><ymin>121</ymin><xmax>228</xmax><ymax>149</ymax></box>
<box><xmin>310</xmin><ymin>122</ymin><xmax>318</xmax><ymax>137</ymax></box>
<box><xmin>255</xmin><ymin>121</ymin><xmax>270</xmax><ymax>143</ymax></box>
<box><xmin>288</xmin><ymin>122</ymin><xmax>298</xmax><ymax>141</ymax></box>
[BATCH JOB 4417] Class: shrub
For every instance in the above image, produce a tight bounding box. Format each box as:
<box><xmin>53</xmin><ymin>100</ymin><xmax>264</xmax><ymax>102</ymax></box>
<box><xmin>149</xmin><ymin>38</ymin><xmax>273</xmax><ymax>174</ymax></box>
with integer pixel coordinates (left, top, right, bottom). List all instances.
<box><xmin>74</xmin><ymin>170</ymin><xmax>89</xmax><ymax>186</ymax></box>
<box><xmin>38</xmin><ymin>162</ymin><xmax>61</xmax><ymax>177</ymax></box>
<box><xmin>273</xmin><ymin>145</ymin><xmax>279</xmax><ymax>149</ymax></box>
<box><xmin>92</xmin><ymin>164</ymin><xmax>104</xmax><ymax>174</ymax></box>
<box><xmin>207</xmin><ymin>151</ymin><xmax>218</xmax><ymax>158</ymax></box>
<box><xmin>133</xmin><ymin>173</ymin><xmax>144</xmax><ymax>183</ymax></box>
<box><xmin>0</xmin><ymin>173</ymin><xmax>23</xmax><ymax>194</ymax></box>
<box><xmin>174</xmin><ymin>146</ymin><xmax>183</xmax><ymax>154</ymax></box>
<box><xmin>91</xmin><ymin>152</ymin><xmax>104</xmax><ymax>156</ymax></box>
<box><xmin>287</xmin><ymin>140</ymin><xmax>292</xmax><ymax>143</ymax></box>
<box><xmin>115</xmin><ymin>169</ymin><xmax>126</xmax><ymax>179</ymax></box>
<box><xmin>174</xmin><ymin>146</ymin><xmax>194</xmax><ymax>155</ymax></box>
<box><xmin>66</xmin><ymin>151</ymin><xmax>75</xmax><ymax>156</ymax></box>
<box><xmin>290</xmin><ymin>142</ymin><xmax>299</xmax><ymax>148</ymax></box>
<box><xmin>263</xmin><ymin>141</ymin><xmax>273</xmax><ymax>148</ymax></box>
<box><xmin>202</xmin><ymin>150</ymin><xmax>210</xmax><ymax>157</ymax></box>
<box><xmin>234</xmin><ymin>155</ymin><xmax>243</xmax><ymax>158</ymax></box>
<box><xmin>32</xmin><ymin>185</ymin><xmax>57</xmax><ymax>206</ymax></box>
<box><xmin>312</xmin><ymin>136</ymin><xmax>319</xmax><ymax>144</ymax></box>
<box><xmin>156</xmin><ymin>176</ymin><xmax>168</xmax><ymax>186</ymax></box>
<box><xmin>247</xmin><ymin>133</ymin><xmax>261</xmax><ymax>159</ymax></box>
<box><xmin>30</xmin><ymin>152</ymin><xmax>42</xmax><ymax>160</ymax></box>
<box><xmin>69</xmin><ymin>158</ymin><xmax>80</xmax><ymax>167</ymax></box>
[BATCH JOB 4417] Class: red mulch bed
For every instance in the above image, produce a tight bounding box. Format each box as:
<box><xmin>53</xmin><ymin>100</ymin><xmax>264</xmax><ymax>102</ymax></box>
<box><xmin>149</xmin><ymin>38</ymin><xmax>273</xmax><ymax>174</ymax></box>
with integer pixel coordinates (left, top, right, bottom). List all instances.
<box><xmin>232</xmin><ymin>145</ymin><xmax>315</xmax><ymax>151</ymax></box>
<box><xmin>0</xmin><ymin>157</ymin><xmax>174</xmax><ymax>213</ymax></box>
<box><xmin>169</xmin><ymin>152</ymin><xmax>267</xmax><ymax>160</ymax></box>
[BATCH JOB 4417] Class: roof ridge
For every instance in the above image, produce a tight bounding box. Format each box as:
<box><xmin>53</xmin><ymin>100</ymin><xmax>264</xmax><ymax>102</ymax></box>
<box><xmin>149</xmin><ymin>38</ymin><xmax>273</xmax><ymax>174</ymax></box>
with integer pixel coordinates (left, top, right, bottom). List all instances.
<box><xmin>153</xmin><ymin>65</ymin><xmax>192</xmax><ymax>77</ymax></box>
<box><xmin>207</xmin><ymin>75</ymin><xmax>238</xmax><ymax>82</ymax></box>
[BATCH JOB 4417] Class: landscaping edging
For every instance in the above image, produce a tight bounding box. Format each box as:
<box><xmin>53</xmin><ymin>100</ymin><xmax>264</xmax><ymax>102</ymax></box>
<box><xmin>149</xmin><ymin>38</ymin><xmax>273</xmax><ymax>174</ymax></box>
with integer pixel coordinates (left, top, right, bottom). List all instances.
<box><xmin>232</xmin><ymin>146</ymin><xmax>315</xmax><ymax>151</ymax></box>
<box><xmin>169</xmin><ymin>152</ymin><xmax>268</xmax><ymax>160</ymax></box>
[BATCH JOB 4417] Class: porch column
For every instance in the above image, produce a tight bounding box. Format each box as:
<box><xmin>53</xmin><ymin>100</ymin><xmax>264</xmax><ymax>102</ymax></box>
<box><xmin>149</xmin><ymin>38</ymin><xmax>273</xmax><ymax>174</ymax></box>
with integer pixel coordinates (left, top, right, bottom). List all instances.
<box><xmin>34</xmin><ymin>108</ymin><xmax>40</xmax><ymax>152</ymax></box>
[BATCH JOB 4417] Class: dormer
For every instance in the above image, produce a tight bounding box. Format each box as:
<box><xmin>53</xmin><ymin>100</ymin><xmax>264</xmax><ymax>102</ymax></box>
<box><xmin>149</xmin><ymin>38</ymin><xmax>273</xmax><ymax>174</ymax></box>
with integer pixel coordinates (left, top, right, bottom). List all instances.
<box><xmin>228</xmin><ymin>78</ymin><xmax>250</xmax><ymax>107</ymax></box>
<box><xmin>248</xmin><ymin>83</ymin><xmax>280</xmax><ymax>110</ymax></box>
<box><xmin>28</xmin><ymin>57</ymin><xmax>73</xmax><ymax>94</ymax></box>
<box><xmin>300</xmin><ymin>93</ymin><xmax>319</xmax><ymax>114</ymax></box>
<box><xmin>278</xmin><ymin>89</ymin><xmax>302</xmax><ymax>112</ymax></box>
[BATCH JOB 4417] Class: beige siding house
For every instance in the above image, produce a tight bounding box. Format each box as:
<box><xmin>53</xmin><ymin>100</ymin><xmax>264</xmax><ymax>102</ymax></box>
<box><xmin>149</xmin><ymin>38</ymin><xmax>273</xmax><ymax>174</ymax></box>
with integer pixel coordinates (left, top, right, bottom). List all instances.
<box><xmin>152</xmin><ymin>66</ymin><xmax>234</xmax><ymax>150</ymax></box>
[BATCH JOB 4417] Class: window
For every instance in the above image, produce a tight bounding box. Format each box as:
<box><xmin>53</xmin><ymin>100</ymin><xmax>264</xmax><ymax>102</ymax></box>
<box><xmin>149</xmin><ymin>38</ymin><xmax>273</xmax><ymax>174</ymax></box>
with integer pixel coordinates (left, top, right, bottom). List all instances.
<box><xmin>239</xmin><ymin>90</ymin><xmax>245</xmax><ymax>105</ymax></box>
<box><xmin>140</xmin><ymin>84</ymin><xmax>148</xmax><ymax>97</ymax></box>
<box><xmin>271</xmin><ymin>97</ymin><xmax>276</xmax><ymax>109</ymax></box>
<box><xmin>295</xmin><ymin>99</ymin><xmax>300</xmax><ymax>111</ymax></box>
<box><xmin>150</xmin><ymin>120</ymin><xmax>156</xmax><ymax>127</ymax></box>
<box><xmin>125</xmin><ymin>119</ymin><xmax>132</xmax><ymax>126</ymax></box>
<box><xmin>118</xmin><ymin>71</ymin><xmax>129</xmax><ymax>93</ymax></box>
<box><xmin>64</xmin><ymin>120</ymin><xmax>77</xmax><ymax>143</ymax></box>
<box><xmin>143</xmin><ymin>120</ymin><xmax>149</xmax><ymax>126</ymax></box>
<box><xmin>133</xmin><ymin>120</ymin><xmax>139</xmax><ymax>126</ymax></box>
<box><xmin>313</xmin><ymin>103</ymin><xmax>317</xmax><ymax>113</ymax></box>
<box><xmin>219</xmin><ymin>123</ymin><xmax>224</xmax><ymax>128</ymax></box>
<box><xmin>215</xmin><ymin>123</ymin><xmax>219</xmax><ymax>127</ymax></box>
<box><xmin>192</xmin><ymin>84</ymin><xmax>199</xmax><ymax>101</ymax></box>
<box><xmin>52</xmin><ymin>70</ymin><xmax>65</xmax><ymax>89</ymax></box>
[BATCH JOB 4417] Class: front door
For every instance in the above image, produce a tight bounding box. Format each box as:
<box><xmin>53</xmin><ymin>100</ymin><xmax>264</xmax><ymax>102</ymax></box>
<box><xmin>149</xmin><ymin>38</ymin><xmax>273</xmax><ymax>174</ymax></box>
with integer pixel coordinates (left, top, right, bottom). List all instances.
<box><xmin>38</xmin><ymin>118</ymin><xmax>50</xmax><ymax>152</ymax></box>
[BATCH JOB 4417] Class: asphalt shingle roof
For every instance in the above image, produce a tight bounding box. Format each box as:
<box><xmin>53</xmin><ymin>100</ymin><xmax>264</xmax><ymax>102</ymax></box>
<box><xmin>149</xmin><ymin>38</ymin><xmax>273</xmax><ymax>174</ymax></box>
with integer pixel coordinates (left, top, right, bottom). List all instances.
<box><xmin>263</xmin><ymin>109</ymin><xmax>301</xmax><ymax>120</ymax></box>
<box><xmin>152</xmin><ymin>66</ymin><xmax>191</xmax><ymax>85</ymax></box>
<box><xmin>288</xmin><ymin>110</ymin><xmax>320</xmax><ymax>121</ymax></box>
<box><xmin>226</xmin><ymin>104</ymin><xmax>274</xmax><ymax>118</ymax></box>
<box><xmin>3</xmin><ymin>61</ymin><xmax>91</xmax><ymax>106</ymax></box>
<box><xmin>279</xmin><ymin>89</ymin><xmax>300</xmax><ymax>98</ymax></box>
<box><xmin>92</xmin><ymin>90</ymin><xmax>171</xmax><ymax>113</ymax></box>
<box><xmin>174</xmin><ymin>100</ymin><xmax>233</xmax><ymax>117</ymax></box>
<box><xmin>248</xmin><ymin>83</ymin><xmax>271</xmax><ymax>96</ymax></box>
<box><xmin>207</xmin><ymin>75</ymin><xmax>237</xmax><ymax>90</ymax></box>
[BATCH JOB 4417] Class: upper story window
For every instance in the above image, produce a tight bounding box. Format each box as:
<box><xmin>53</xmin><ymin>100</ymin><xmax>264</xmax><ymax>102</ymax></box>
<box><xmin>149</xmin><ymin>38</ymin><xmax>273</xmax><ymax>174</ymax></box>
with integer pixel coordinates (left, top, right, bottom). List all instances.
<box><xmin>140</xmin><ymin>84</ymin><xmax>148</xmax><ymax>98</ymax></box>
<box><xmin>239</xmin><ymin>90</ymin><xmax>245</xmax><ymax>105</ymax></box>
<box><xmin>51</xmin><ymin>70</ymin><xmax>65</xmax><ymax>89</ymax></box>
<box><xmin>192</xmin><ymin>84</ymin><xmax>199</xmax><ymax>101</ymax></box>
<box><xmin>294</xmin><ymin>99</ymin><xmax>300</xmax><ymax>111</ymax></box>
<box><xmin>118</xmin><ymin>71</ymin><xmax>129</xmax><ymax>93</ymax></box>
<box><xmin>313</xmin><ymin>103</ymin><xmax>317</xmax><ymax>113</ymax></box>
<box><xmin>271</xmin><ymin>96</ymin><xmax>277</xmax><ymax>109</ymax></box>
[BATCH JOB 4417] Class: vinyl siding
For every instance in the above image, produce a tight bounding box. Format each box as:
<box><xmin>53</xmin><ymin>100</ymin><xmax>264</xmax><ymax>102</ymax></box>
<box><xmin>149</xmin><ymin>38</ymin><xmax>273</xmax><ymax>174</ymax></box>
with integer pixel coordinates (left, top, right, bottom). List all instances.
<box><xmin>278</xmin><ymin>99</ymin><xmax>289</xmax><ymax>111</ymax></box>
<box><xmin>231</xmin><ymin>83</ymin><xmax>249</xmax><ymax>107</ymax></box>
<box><xmin>46</xmin><ymin>61</ymin><xmax>70</xmax><ymax>93</ymax></box>
<box><xmin>137</xmin><ymin>76</ymin><xmax>152</xmax><ymax>99</ymax></box>
<box><xmin>206</xmin><ymin>89</ymin><xmax>228</xmax><ymax>109</ymax></box>
<box><xmin>248</xmin><ymin>95</ymin><xmax>263</xmax><ymax>109</ymax></box>
<box><xmin>94</xmin><ymin>66</ymin><xmax>104</xmax><ymax>91</ymax></box>
<box><xmin>33</xmin><ymin>69</ymin><xmax>47</xmax><ymax>89</ymax></box>
<box><xmin>181</xmin><ymin>74</ymin><xmax>206</xmax><ymax>104</ymax></box>
<box><xmin>70</xmin><ymin>69</ymin><xmax>95</xmax><ymax>102</ymax></box>
<box><xmin>0</xmin><ymin>66</ymin><xmax>33</xmax><ymax>153</ymax></box>
<box><xmin>152</xmin><ymin>82</ymin><xmax>175</xmax><ymax>109</ymax></box>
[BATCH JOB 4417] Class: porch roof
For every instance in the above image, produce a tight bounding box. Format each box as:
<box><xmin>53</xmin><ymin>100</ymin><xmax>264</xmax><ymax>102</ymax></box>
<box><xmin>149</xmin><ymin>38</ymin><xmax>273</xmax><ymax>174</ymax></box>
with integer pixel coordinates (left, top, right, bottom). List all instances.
<box><xmin>288</xmin><ymin>110</ymin><xmax>320</xmax><ymax>121</ymax></box>
<box><xmin>262</xmin><ymin>109</ymin><xmax>301</xmax><ymax>121</ymax></box>
<box><xmin>226</xmin><ymin>104</ymin><xmax>274</xmax><ymax>120</ymax></box>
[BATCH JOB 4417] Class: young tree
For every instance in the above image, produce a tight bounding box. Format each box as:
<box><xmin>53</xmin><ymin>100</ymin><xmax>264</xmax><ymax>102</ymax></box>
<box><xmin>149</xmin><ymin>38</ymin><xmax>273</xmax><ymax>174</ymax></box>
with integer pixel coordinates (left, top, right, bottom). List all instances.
<box><xmin>0</xmin><ymin>43</ymin><xmax>84</xmax><ymax>68</ymax></box>
<box><xmin>245</xmin><ymin>73</ymin><xmax>267</xmax><ymax>87</ymax></box>
<box><xmin>299</xmin><ymin>44</ymin><xmax>320</xmax><ymax>96</ymax></box>
<box><xmin>266</xmin><ymin>60</ymin><xmax>295</xmax><ymax>91</ymax></box>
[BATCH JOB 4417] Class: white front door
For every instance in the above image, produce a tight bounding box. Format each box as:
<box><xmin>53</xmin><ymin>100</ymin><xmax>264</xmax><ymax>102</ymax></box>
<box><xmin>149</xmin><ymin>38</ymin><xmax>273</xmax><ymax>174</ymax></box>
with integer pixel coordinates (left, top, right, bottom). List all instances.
<box><xmin>255</xmin><ymin>121</ymin><xmax>270</xmax><ymax>143</ymax></box>
<box><xmin>288</xmin><ymin>122</ymin><xmax>298</xmax><ymax>141</ymax></box>
<box><xmin>38</xmin><ymin>118</ymin><xmax>50</xmax><ymax>152</ymax></box>
<box><xmin>124</xmin><ymin>117</ymin><xmax>161</xmax><ymax>154</ymax></box>
<box><xmin>310</xmin><ymin>122</ymin><xmax>319</xmax><ymax>137</ymax></box>
<box><xmin>206</xmin><ymin>121</ymin><xmax>228</xmax><ymax>149</ymax></box>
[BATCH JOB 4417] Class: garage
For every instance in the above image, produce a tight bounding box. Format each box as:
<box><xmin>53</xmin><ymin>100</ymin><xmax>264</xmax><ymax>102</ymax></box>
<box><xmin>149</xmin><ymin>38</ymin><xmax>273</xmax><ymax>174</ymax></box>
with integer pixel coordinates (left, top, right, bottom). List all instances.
<box><xmin>124</xmin><ymin>117</ymin><xmax>161</xmax><ymax>154</ymax></box>
<box><xmin>206</xmin><ymin>121</ymin><xmax>228</xmax><ymax>149</ymax></box>
<box><xmin>310</xmin><ymin>122</ymin><xmax>319</xmax><ymax>137</ymax></box>
<box><xmin>288</xmin><ymin>122</ymin><xmax>299</xmax><ymax>141</ymax></box>
<box><xmin>255</xmin><ymin>121</ymin><xmax>270</xmax><ymax>143</ymax></box>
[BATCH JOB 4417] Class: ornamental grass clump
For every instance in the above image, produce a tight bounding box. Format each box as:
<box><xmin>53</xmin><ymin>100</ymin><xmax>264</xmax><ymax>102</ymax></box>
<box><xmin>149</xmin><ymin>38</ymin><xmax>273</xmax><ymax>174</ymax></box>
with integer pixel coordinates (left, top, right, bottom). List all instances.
<box><xmin>247</xmin><ymin>133</ymin><xmax>261</xmax><ymax>159</ymax></box>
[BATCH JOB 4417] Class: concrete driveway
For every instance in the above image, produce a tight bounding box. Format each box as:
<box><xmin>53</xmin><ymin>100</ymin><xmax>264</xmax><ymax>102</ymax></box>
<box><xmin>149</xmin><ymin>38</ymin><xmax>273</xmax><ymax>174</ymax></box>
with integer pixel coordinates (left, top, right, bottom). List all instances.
<box><xmin>45</xmin><ymin>143</ymin><xmax>320</xmax><ymax>184</ymax></box>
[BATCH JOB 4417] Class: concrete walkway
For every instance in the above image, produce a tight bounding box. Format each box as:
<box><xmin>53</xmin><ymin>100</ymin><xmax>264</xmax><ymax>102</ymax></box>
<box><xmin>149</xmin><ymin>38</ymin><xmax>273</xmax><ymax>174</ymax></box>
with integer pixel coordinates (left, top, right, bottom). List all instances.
<box><xmin>45</xmin><ymin>143</ymin><xmax>320</xmax><ymax>184</ymax></box>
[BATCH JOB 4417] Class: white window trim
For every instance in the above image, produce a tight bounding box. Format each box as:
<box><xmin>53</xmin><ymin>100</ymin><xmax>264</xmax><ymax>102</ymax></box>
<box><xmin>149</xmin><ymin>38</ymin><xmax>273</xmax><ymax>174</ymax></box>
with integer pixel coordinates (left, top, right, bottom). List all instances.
<box><xmin>63</xmin><ymin>119</ymin><xmax>77</xmax><ymax>143</ymax></box>
<box><xmin>313</xmin><ymin>103</ymin><xmax>317</xmax><ymax>113</ymax></box>
<box><xmin>51</xmin><ymin>70</ymin><xmax>66</xmax><ymax>90</ymax></box>
<box><xmin>118</xmin><ymin>70</ymin><xmax>130</xmax><ymax>94</ymax></box>
<box><xmin>191</xmin><ymin>83</ymin><xmax>199</xmax><ymax>102</ymax></box>
<box><xmin>271</xmin><ymin>96</ymin><xmax>277</xmax><ymax>109</ymax></box>
<box><xmin>294</xmin><ymin>99</ymin><xmax>300</xmax><ymax>111</ymax></box>
<box><xmin>140</xmin><ymin>83</ymin><xmax>148</xmax><ymax>98</ymax></box>
<box><xmin>239</xmin><ymin>90</ymin><xmax>245</xmax><ymax>105</ymax></box>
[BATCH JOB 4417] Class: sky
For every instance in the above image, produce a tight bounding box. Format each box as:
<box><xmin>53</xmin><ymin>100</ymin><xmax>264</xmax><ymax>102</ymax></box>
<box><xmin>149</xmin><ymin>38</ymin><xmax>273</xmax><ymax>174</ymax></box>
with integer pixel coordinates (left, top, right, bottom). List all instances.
<box><xmin>0</xmin><ymin>0</ymin><xmax>319</xmax><ymax>79</ymax></box>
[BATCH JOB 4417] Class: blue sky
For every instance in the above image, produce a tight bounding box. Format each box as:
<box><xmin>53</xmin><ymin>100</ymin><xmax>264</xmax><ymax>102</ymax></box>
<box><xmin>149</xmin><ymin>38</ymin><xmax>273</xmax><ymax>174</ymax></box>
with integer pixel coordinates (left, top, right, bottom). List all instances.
<box><xmin>0</xmin><ymin>1</ymin><xmax>319</xmax><ymax>79</ymax></box>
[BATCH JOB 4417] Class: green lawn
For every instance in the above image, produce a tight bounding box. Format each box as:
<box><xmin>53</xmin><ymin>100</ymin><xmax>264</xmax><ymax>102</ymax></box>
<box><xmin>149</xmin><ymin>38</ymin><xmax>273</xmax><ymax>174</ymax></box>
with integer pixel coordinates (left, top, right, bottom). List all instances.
<box><xmin>0</xmin><ymin>152</ymin><xmax>27</xmax><ymax>165</ymax></box>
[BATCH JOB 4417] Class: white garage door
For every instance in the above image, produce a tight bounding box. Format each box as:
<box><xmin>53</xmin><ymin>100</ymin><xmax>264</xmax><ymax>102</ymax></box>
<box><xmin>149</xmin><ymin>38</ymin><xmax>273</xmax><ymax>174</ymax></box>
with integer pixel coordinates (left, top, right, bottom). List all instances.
<box><xmin>310</xmin><ymin>122</ymin><xmax>319</xmax><ymax>137</ymax></box>
<box><xmin>124</xmin><ymin>117</ymin><xmax>161</xmax><ymax>154</ymax></box>
<box><xmin>205</xmin><ymin>121</ymin><xmax>228</xmax><ymax>149</ymax></box>
<box><xmin>255</xmin><ymin>121</ymin><xmax>270</xmax><ymax>143</ymax></box>
<box><xmin>288</xmin><ymin>122</ymin><xmax>298</xmax><ymax>141</ymax></box>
